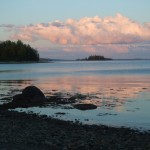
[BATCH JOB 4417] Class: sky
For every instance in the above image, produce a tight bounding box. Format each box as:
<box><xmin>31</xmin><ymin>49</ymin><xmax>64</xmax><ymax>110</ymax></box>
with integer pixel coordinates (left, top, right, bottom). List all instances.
<box><xmin>0</xmin><ymin>0</ymin><xmax>150</xmax><ymax>59</ymax></box>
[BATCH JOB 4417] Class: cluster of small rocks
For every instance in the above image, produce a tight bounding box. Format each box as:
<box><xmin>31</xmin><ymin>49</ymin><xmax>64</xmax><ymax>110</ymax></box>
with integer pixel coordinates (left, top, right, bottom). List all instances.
<box><xmin>0</xmin><ymin>86</ymin><xmax>150</xmax><ymax>149</ymax></box>
<box><xmin>0</xmin><ymin>110</ymin><xmax>150</xmax><ymax>150</ymax></box>
<box><xmin>0</xmin><ymin>86</ymin><xmax>97</xmax><ymax>110</ymax></box>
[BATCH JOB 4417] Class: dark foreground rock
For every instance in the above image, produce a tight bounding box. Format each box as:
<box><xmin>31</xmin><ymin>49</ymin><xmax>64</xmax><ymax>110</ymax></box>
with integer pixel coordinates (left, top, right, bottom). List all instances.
<box><xmin>13</xmin><ymin>86</ymin><xmax>46</xmax><ymax>103</ymax></box>
<box><xmin>74</xmin><ymin>103</ymin><xmax>97</xmax><ymax>110</ymax></box>
<box><xmin>0</xmin><ymin>110</ymin><xmax>150</xmax><ymax>150</ymax></box>
<box><xmin>0</xmin><ymin>86</ymin><xmax>46</xmax><ymax>110</ymax></box>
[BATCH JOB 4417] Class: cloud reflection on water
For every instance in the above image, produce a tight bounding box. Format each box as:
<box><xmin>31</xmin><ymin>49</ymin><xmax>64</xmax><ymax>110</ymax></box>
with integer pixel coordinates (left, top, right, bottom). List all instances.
<box><xmin>32</xmin><ymin>75</ymin><xmax>149</xmax><ymax>112</ymax></box>
<box><xmin>1</xmin><ymin>75</ymin><xmax>150</xmax><ymax>130</ymax></box>
<box><xmin>0</xmin><ymin>75</ymin><xmax>149</xmax><ymax>112</ymax></box>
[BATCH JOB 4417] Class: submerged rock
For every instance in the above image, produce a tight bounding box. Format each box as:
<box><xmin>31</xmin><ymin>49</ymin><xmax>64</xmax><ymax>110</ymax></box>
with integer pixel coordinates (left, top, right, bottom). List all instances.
<box><xmin>73</xmin><ymin>104</ymin><xmax>97</xmax><ymax>110</ymax></box>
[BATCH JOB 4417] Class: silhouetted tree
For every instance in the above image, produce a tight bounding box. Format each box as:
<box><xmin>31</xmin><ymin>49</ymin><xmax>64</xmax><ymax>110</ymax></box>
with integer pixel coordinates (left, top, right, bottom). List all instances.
<box><xmin>0</xmin><ymin>40</ymin><xmax>39</xmax><ymax>61</ymax></box>
<box><xmin>88</xmin><ymin>55</ymin><xmax>105</xmax><ymax>60</ymax></box>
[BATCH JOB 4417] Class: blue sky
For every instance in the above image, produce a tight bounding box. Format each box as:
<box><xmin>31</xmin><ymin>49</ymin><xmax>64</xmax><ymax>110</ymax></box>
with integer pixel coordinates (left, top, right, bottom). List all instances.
<box><xmin>1</xmin><ymin>0</ymin><xmax>150</xmax><ymax>24</ymax></box>
<box><xmin>0</xmin><ymin>0</ymin><xmax>150</xmax><ymax>59</ymax></box>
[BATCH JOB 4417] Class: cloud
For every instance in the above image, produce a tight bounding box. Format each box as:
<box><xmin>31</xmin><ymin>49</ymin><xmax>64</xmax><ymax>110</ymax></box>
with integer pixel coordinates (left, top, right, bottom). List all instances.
<box><xmin>0</xmin><ymin>24</ymin><xmax>15</xmax><ymax>28</ymax></box>
<box><xmin>0</xmin><ymin>24</ymin><xmax>16</xmax><ymax>32</ymax></box>
<box><xmin>7</xmin><ymin>14</ymin><xmax>150</xmax><ymax>46</ymax></box>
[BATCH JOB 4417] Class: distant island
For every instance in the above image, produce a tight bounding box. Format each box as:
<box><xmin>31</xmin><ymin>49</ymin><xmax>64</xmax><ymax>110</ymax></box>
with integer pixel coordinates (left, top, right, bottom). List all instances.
<box><xmin>76</xmin><ymin>55</ymin><xmax>112</xmax><ymax>61</ymax></box>
<box><xmin>0</xmin><ymin>40</ymin><xmax>39</xmax><ymax>62</ymax></box>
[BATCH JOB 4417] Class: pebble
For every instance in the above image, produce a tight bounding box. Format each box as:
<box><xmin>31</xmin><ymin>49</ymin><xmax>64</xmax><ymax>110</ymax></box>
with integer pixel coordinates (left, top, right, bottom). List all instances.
<box><xmin>0</xmin><ymin>110</ymin><xmax>150</xmax><ymax>150</ymax></box>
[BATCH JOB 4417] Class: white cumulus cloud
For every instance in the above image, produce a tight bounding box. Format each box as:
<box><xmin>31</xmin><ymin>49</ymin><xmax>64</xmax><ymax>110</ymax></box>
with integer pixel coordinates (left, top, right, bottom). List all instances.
<box><xmin>5</xmin><ymin>14</ymin><xmax>150</xmax><ymax>45</ymax></box>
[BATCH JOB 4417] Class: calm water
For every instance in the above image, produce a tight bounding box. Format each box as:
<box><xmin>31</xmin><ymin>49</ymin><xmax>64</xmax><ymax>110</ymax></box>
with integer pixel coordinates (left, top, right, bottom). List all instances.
<box><xmin>0</xmin><ymin>60</ymin><xmax>150</xmax><ymax>130</ymax></box>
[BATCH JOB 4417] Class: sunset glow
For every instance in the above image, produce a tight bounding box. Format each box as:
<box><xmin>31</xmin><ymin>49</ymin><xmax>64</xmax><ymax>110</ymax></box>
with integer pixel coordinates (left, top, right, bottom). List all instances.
<box><xmin>0</xmin><ymin>0</ymin><xmax>150</xmax><ymax>59</ymax></box>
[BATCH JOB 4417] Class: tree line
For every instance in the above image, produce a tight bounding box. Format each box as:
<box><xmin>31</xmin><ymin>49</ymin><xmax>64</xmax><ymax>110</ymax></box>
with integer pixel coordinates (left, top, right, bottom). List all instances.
<box><xmin>77</xmin><ymin>55</ymin><xmax>112</xmax><ymax>61</ymax></box>
<box><xmin>0</xmin><ymin>40</ymin><xmax>39</xmax><ymax>61</ymax></box>
<box><xmin>87</xmin><ymin>55</ymin><xmax>105</xmax><ymax>60</ymax></box>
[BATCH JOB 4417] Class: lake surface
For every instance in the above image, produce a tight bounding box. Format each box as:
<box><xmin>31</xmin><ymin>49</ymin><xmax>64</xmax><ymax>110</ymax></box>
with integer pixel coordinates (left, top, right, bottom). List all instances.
<box><xmin>0</xmin><ymin>60</ymin><xmax>150</xmax><ymax>130</ymax></box>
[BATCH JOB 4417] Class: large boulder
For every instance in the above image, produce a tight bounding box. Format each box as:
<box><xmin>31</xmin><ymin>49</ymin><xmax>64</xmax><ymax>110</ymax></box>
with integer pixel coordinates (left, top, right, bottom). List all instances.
<box><xmin>12</xmin><ymin>86</ymin><xmax>46</xmax><ymax>104</ymax></box>
<box><xmin>0</xmin><ymin>86</ymin><xmax>46</xmax><ymax>110</ymax></box>
<box><xmin>22</xmin><ymin>86</ymin><xmax>45</xmax><ymax>99</ymax></box>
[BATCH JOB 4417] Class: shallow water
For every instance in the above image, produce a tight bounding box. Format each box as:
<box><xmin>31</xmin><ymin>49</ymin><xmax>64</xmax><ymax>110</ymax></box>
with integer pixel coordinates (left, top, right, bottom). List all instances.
<box><xmin>0</xmin><ymin>60</ymin><xmax>150</xmax><ymax>130</ymax></box>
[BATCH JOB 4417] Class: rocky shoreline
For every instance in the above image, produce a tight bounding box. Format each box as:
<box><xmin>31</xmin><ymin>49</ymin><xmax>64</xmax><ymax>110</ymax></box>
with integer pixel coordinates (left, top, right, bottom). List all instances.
<box><xmin>0</xmin><ymin>110</ymin><xmax>150</xmax><ymax>150</ymax></box>
<box><xmin>0</xmin><ymin>86</ymin><xmax>150</xmax><ymax>149</ymax></box>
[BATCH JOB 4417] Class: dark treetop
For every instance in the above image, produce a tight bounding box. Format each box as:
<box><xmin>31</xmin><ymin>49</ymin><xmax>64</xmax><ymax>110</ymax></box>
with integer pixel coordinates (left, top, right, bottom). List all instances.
<box><xmin>77</xmin><ymin>55</ymin><xmax>112</xmax><ymax>61</ymax></box>
<box><xmin>0</xmin><ymin>40</ymin><xmax>39</xmax><ymax>62</ymax></box>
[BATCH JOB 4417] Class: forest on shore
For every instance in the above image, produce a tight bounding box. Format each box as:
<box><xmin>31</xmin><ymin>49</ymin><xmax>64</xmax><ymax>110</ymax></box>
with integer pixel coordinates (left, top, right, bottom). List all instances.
<box><xmin>77</xmin><ymin>55</ymin><xmax>112</xmax><ymax>61</ymax></box>
<box><xmin>0</xmin><ymin>40</ymin><xmax>39</xmax><ymax>62</ymax></box>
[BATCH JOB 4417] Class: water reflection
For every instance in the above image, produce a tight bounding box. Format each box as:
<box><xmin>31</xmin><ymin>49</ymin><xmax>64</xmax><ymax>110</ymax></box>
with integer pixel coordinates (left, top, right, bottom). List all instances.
<box><xmin>0</xmin><ymin>80</ymin><xmax>33</xmax><ymax>85</ymax></box>
<box><xmin>1</xmin><ymin>75</ymin><xmax>150</xmax><ymax>129</ymax></box>
<box><xmin>1</xmin><ymin>76</ymin><xmax>149</xmax><ymax>112</ymax></box>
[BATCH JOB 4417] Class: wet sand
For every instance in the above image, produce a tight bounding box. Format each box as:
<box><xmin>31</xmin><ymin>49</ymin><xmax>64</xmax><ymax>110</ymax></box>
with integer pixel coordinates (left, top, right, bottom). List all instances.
<box><xmin>0</xmin><ymin>110</ymin><xmax>150</xmax><ymax>150</ymax></box>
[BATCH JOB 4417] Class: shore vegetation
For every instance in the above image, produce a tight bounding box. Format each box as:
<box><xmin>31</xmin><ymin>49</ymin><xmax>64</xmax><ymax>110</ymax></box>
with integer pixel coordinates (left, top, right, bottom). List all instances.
<box><xmin>77</xmin><ymin>55</ymin><xmax>112</xmax><ymax>61</ymax></box>
<box><xmin>0</xmin><ymin>40</ymin><xmax>39</xmax><ymax>62</ymax></box>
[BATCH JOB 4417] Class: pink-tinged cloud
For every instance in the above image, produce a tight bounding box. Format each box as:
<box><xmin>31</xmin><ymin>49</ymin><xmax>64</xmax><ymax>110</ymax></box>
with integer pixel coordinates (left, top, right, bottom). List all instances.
<box><xmin>9</xmin><ymin>14</ymin><xmax>150</xmax><ymax>45</ymax></box>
